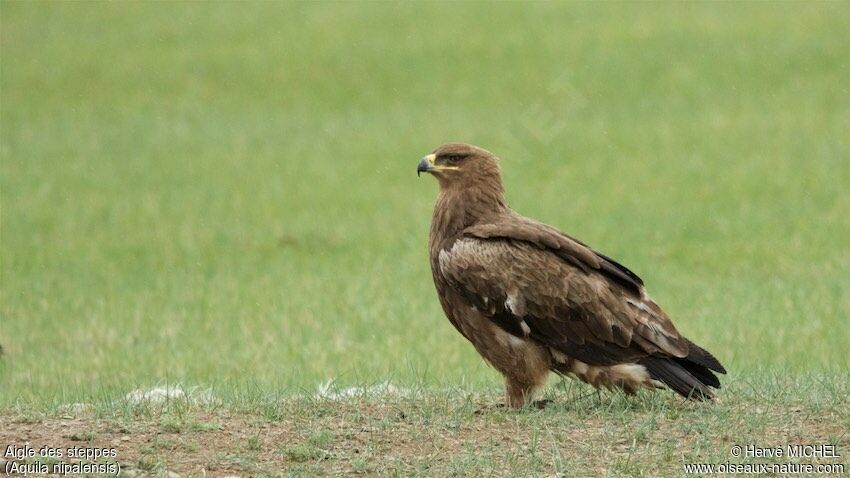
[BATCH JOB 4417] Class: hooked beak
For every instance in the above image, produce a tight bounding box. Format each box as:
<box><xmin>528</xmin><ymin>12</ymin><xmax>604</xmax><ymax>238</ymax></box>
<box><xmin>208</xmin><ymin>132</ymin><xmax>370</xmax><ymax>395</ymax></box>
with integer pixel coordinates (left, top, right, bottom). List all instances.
<box><xmin>417</xmin><ymin>153</ymin><xmax>460</xmax><ymax>177</ymax></box>
<box><xmin>417</xmin><ymin>154</ymin><xmax>435</xmax><ymax>177</ymax></box>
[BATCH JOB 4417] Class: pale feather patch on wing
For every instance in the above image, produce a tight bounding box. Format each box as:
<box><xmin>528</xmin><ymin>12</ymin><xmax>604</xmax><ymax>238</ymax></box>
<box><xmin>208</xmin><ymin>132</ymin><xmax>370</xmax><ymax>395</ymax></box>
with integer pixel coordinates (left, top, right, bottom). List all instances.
<box><xmin>626</xmin><ymin>298</ymin><xmax>652</xmax><ymax>314</ymax></box>
<box><xmin>609</xmin><ymin>363</ymin><xmax>651</xmax><ymax>383</ymax></box>
<box><xmin>641</xmin><ymin>320</ymin><xmax>687</xmax><ymax>357</ymax></box>
<box><xmin>628</xmin><ymin>298</ymin><xmax>688</xmax><ymax>357</ymax></box>
<box><xmin>505</xmin><ymin>288</ymin><xmax>527</xmax><ymax>317</ymax></box>
<box><xmin>438</xmin><ymin>248</ymin><xmax>452</xmax><ymax>270</ymax></box>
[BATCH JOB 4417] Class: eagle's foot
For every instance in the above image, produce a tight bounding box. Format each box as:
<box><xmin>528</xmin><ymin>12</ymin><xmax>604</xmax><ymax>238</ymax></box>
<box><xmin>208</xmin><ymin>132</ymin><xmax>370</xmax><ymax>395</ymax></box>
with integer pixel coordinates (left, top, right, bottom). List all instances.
<box><xmin>532</xmin><ymin>399</ymin><xmax>552</xmax><ymax>410</ymax></box>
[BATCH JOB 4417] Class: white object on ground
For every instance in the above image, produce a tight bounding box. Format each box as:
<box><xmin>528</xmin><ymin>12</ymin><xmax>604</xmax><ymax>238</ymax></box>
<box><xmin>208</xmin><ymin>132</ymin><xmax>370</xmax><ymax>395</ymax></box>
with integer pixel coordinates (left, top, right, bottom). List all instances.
<box><xmin>124</xmin><ymin>384</ymin><xmax>217</xmax><ymax>405</ymax></box>
<box><xmin>316</xmin><ymin>380</ymin><xmax>410</xmax><ymax>400</ymax></box>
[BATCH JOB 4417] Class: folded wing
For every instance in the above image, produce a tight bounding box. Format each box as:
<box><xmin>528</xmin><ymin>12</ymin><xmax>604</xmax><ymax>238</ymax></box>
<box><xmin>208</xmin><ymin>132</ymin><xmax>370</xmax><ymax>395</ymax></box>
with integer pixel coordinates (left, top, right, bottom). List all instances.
<box><xmin>438</xmin><ymin>219</ymin><xmax>725</xmax><ymax>398</ymax></box>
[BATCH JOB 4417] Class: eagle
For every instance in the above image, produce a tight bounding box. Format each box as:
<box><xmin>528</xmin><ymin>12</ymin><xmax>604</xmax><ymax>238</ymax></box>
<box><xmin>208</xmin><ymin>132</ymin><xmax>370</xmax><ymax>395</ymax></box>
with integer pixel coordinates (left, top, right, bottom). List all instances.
<box><xmin>417</xmin><ymin>143</ymin><xmax>726</xmax><ymax>408</ymax></box>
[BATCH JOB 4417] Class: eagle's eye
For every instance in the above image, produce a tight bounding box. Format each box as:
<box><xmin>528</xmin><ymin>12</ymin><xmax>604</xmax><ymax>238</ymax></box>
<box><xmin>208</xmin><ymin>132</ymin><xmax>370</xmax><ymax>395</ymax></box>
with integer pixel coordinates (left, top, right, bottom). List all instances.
<box><xmin>443</xmin><ymin>154</ymin><xmax>465</xmax><ymax>164</ymax></box>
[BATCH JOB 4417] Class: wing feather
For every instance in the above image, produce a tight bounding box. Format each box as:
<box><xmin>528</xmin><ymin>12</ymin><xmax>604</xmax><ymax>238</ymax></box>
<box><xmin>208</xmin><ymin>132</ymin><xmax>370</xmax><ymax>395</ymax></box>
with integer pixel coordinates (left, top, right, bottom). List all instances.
<box><xmin>464</xmin><ymin>214</ymin><xmax>644</xmax><ymax>295</ymax></box>
<box><xmin>438</xmin><ymin>237</ymin><xmax>689</xmax><ymax>364</ymax></box>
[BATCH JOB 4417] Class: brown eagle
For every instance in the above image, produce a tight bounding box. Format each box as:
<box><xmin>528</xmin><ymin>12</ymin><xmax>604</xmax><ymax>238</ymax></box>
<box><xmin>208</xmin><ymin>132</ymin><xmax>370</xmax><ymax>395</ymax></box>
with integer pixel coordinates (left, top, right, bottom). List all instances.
<box><xmin>417</xmin><ymin>143</ymin><xmax>725</xmax><ymax>408</ymax></box>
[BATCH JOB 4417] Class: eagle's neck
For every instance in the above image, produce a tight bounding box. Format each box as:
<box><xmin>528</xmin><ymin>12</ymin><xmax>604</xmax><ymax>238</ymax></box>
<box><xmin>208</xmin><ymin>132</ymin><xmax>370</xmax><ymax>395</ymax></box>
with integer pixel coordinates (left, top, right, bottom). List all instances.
<box><xmin>430</xmin><ymin>182</ymin><xmax>507</xmax><ymax>253</ymax></box>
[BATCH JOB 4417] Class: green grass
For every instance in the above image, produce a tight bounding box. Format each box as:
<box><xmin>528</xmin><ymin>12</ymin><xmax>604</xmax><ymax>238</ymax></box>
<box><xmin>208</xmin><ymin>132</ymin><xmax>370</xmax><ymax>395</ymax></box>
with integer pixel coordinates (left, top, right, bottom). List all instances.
<box><xmin>2</xmin><ymin>0</ymin><xmax>849</xmax><ymax>412</ymax></box>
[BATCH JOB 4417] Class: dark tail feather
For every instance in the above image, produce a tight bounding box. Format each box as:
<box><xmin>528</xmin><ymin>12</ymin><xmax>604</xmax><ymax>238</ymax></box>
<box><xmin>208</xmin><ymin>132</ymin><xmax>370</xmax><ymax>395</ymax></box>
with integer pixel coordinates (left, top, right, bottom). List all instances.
<box><xmin>675</xmin><ymin>357</ymin><xmax>721</xmax><ymax>388</ymax></box>
<box><xmin>639</xmin><ymin>356</ymin><xmax>719</xmax><ymax>401</ymax></box>
<box><xmin>640</xmin><ymin>356</ymin><xmax>712</xmax><ymax>400</ymax></box>
<box><xmin>682</xmin><ymin>338</ymin><xmax>726</xmax><ymax>374</ymax></box>
<box><xmin>640</xmin><ymin>339</ymin><xmax>726</xmax><ymax>400</ymax></box>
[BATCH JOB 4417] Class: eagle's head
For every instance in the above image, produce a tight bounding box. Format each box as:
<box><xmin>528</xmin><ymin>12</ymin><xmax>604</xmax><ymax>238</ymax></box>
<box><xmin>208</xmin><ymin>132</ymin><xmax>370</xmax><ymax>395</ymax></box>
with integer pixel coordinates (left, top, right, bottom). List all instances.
<box><xmin>417</xmin><ymin>143</ymin><xmax>502</xmax><ymax>191</ymax></box>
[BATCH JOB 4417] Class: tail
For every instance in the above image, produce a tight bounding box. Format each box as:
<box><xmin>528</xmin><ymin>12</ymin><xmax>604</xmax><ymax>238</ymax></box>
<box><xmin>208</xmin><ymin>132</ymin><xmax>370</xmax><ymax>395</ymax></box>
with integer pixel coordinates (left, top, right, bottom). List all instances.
<box><xmin>639</xmin><ymin>338</ymin><xmax>726</xmax><ymax>400</ymax></box>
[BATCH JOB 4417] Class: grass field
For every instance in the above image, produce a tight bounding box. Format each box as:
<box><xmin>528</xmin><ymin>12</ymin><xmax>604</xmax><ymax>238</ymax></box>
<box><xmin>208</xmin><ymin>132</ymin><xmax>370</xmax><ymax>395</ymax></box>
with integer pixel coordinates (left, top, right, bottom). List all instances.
<box><xmin>2</xmin><ymin>2</ymin><xmax>849</xmax><ymax>476</ymax></box>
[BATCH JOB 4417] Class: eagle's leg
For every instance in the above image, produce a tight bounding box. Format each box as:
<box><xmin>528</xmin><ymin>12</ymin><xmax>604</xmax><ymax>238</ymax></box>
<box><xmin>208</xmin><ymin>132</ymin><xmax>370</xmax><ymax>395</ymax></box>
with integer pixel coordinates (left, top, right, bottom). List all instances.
<box><xmin>504</xmin><ymin>377</ymin><xmax>537</xmax><ymax>408</ymax></box>
<box><xmin>489</xmin><ymin>331</ymin><xmax>551</xmax><ymax>408</ymax></box>
<box><xmin>503</xmin><ymin>363</ymin><xmax>549</xmax><ymax>409</ymax></box>
<box><xmin>504</xmin><ymin>376</ymin><xmax>552</xmax><ymax>409</ymax></box>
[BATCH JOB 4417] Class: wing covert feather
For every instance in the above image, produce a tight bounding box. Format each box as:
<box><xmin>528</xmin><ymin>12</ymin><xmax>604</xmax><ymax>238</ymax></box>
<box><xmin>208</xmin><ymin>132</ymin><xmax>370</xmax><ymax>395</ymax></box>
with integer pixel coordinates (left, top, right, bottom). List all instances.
<box><xmin>464</xmin><ymin>215</ymin><xmax>644</xmax><ymax>294</ymax></box>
